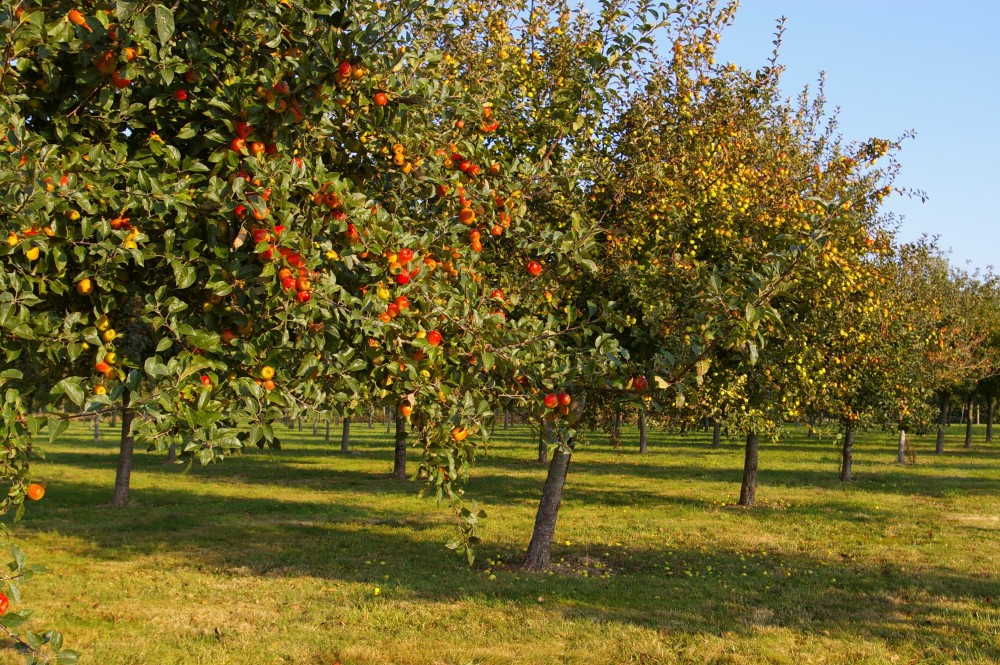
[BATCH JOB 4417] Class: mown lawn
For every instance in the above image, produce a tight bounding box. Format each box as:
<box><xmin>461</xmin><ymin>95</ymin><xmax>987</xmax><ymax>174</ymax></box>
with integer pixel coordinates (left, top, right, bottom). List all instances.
<box><xmin>1</xmin><ymin>419</ymin><xmax>997</xmax><ymax>664</ymax></box>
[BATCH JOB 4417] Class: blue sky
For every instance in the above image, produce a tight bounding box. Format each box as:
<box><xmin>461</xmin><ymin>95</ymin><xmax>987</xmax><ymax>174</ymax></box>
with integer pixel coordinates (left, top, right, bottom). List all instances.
<box><xmin>710</xmin><ymin>1</ymin><xmax>1000</xmax><ymax>273</ymax></box>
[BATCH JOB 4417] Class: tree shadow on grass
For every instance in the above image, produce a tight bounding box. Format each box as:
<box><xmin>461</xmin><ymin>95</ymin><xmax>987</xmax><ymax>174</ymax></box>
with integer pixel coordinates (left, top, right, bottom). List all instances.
<box><xmin>13</xmin><ymin>478</ymin><xmax>1000</xmax><ymax>662</ymax></box>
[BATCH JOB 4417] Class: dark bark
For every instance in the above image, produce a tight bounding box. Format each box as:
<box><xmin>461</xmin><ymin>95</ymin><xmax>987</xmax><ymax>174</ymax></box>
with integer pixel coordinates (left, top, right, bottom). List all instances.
<box><xmin>712</xmin><ymin>422</ymin><xmax>722</xmax><ymax>448</ymax></box>
<box><xmin>341</xmin><ymin>417</ymin><xmax>350</xmax><ymax>453</ymax></box>
<box><xmin>368</xmin><ymin>406</ymin><xmax>374</xmax><ymax>429</ymax></box>
<box><xmin>638</xmin><ymin>411</ymin><xmax>648</xmax><ymax>454</ymax></box>
<box><xmin>537</xmin><ymin>421</ymin><xmax>549</xmax><ymax>465</ymax></box>
<box><xmin>93</xmin><ymin>414</ymin><xmax>100</xmax><ymax>443</ymax></box>
<box><xmin>987</xmin><ymin>395</ymin><xmax>994</xmax><ymax>443</ymax></box>
<box><xmin>503</xmin><ymin>409</ymin><xmax>509</xmax><ymax>430</ymax></box>
<box><xmin>110</xmin><ymin>411</ymin><xmax>117</xmax><ymax>428</ymax></box>
<box><xmin>312</xmin><ymin>419</ymin><xmax>318</xmax><ymax>436</ymax></box>
<box><xmin>391</xmin><ymin>416</ymin><xmax>407</xmax><ymax>480</ymax></box>
<box><xmin>523</xmin><ymin>439</ymin><xmax>574</xmax><ymax>571</ymax></box>
<box><xmin>807</xmin><ymin>414</ymin><xmax>816</xmax><ymax>438</ymax></box>
<box><xmin>385</xmin><ymin>408</ymin><xmax>392</xmax><ymax>434</ymax></box>
<box><xmin>936</xmin><ymin>393</ymin><xmax>950</xmax><ymax>454</ymax></box>
<box><xmin>325</xmin><ymin>419</ymin><xmax>331</xmax><ymax>443</ymax></box>
<box><xmin>964</xmin><ymin>394</ymin><xmax>974</xmax><ymax>448</ymax></box>
<box><xmin>839</xmin><ymin>423</ymin><xmax>855</xmax><ymax>482</ymax></box>
<box><xmin>111</xmin><ymin>388</ymin><xmax>136</xmax><ymax>508</ymax></box>
<box><xmin>738</xmin><ymin>431</ymin><xmax>759</xmax><ymax>507</ymax></box>
<box><xmin>297</xmin><ymin>417</ymin><xmax>303</xmax><ymax>431</ymax></box>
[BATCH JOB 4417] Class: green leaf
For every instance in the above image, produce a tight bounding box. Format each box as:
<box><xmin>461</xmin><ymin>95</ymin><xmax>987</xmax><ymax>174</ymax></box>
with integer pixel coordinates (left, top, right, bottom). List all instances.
<box><xmin>153</xmin><ymin>5</ymin><xmax>175</xmax><ymax>46</ymax></box>
<box><xmin>51</xmin><ymin>378</ymin><xmax>85</xmax><ymax>407</ymax></box>
<box><xmin>56</xmin><ymin>649</ymin><xmax>80</xmax><ymax>664</ymax></box>
<box><xmin>173</xmin><ymin>262</ymin><xmax>197</xmax><ymax>289</ymax></box>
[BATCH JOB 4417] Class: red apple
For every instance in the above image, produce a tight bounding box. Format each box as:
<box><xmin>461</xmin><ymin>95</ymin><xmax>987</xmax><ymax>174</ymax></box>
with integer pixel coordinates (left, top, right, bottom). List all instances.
<box><xmin>235</xmin><ymin>121</ymin><xmax>253</xmax><ymax>139</ymax></box>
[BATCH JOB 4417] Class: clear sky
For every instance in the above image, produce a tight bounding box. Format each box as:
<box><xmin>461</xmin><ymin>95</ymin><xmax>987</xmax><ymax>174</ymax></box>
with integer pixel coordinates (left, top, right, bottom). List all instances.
<box><xmin>710</xmin><ymin>1</ymin><xmax>1000</xmax><ymax>273</ymax></box>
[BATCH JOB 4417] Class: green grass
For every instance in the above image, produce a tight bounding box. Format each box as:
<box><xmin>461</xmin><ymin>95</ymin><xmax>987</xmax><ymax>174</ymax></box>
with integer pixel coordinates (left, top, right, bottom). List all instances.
<box><xmin>2</xmin><ymin>419</ymin><xmax>998</xmax><ymax>664</ymax></box>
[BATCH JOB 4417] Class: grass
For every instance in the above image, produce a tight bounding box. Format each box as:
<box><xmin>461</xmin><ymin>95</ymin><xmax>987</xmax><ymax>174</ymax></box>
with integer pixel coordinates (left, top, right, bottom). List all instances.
<box><xmin>1</xmin><ymin>418</ymin><xmax>997</xmax><ymax>664</ymax></box>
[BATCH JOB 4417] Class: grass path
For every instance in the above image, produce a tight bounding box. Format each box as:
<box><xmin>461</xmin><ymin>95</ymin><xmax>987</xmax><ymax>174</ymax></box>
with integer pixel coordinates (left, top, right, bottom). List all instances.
<box><xmin>1</xmin><ymin>421</ymin><xmax>997</xmax><ymax>664</ymax></box>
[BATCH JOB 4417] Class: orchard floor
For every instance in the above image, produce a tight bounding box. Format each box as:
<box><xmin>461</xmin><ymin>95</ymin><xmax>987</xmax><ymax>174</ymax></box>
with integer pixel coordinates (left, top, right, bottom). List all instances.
<box><xmin>2</xmin><ymin>421</ymin><xmax>998</xmax><ymax>665</ymax></box>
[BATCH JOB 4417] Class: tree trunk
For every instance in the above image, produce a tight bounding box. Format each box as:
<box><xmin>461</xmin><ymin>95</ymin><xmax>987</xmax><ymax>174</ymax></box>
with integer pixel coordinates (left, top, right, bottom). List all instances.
<box><xmin>385</xmin><ymin>408</ymin><xmax>392</xmax><ymax>434</ymax></box>
<box><xmin>391</xmin><ymin>416</ymin><xmax>407</xmax><ymax>480</ymax></box>
<box><xmin>897</xmin><ymin>429</ymin><xmax>907</xmax><ymax>464</ymax></box>
<box><xmin>638</xmin><ymin>410</ymin><xmax>648</xmax><ymax>454</ymax></box>
<box><xmin>325</xmin><ymin>419</ymin><xmax>331</xmax><ymax>443</ymax></box>
<box><xmin>111</xmin><ymin>388</ymin><xmax>136</xmax><ymax>508</ymax></box>
<box><xmin>504</xmin><ymin>410</ymin><xmax>509</xmax><ymax>430</ymax></box>
<box><xmin>987</xmin><ymin>395</ymin><xmax>994</xmax><ymax>443</ymax></box>
<box><xmin>807</xmin><ymin>413</ymin><xmax>816</xmax><ymax>438</ymax></box>
<box><xmin>341</xmin><ymin>417</ymin><xmax>350</xmax><ymax>453</ymax></box>
<box><xmin>738</xmin><ymin>431</ymin><xmax>759</xmax><ymax>507</ymax></box>
<box><xmin>936</xmin><ymin>393</ymin><xmax>950</xmax><ymax>454</ymax></box>
<box><xmin>312</xmin><ymin>419</ymin><xmax>318</xmax><ymax>436</ymax></box>
<box><xmin>110</xmin><ymin>411</ymin><xmax>117</xmax><ymax>428</ymax></box>
<box><xmin>93</xmin><ymin>414</ymin><xmax>100</xmax><ymax>443</ymax></box>
<box><xmin>712</xmin><ymin>421</ymin><xmax>722</xmax><ymax>448</ymax></box>
<box><xmin>297</xmin><ymin>417</ymin><xmax>303</xmax><ymax>431</ymax></box>
<box><xmin>523</xmin><ymin>439</ymin><xmax>574</xmax><ymax>571</ymax></box>
<box><xmin>537</xmin><ymin>421</ymin><xmax>549</xmax><ymax>465</ymax></box>
<box><xmin>839</xmin><ymin>423</ymin><xmax>855</xmax><ymax>482</ymax></box>
<box><xmin>368</xmin><ymin>406</ymin><xmax>374</xmax><ymax>429</ymax></box>
<box><xmin>964</xmin><ymin>394</ymin><xmax>974</xmax><ymax>448</ymax></box>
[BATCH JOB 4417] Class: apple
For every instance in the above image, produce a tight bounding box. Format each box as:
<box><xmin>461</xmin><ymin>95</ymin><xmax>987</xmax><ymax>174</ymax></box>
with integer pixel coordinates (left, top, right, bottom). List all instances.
<box><xmin>633</xmin><ymin>375</ymin><xmax>649</xmax><ymax>392</ymax></box>
<box><xmin>173</xmin><ymin>88</ymin><xmax>188</xmax><ymax>101</ymax></box>
<box><xmin>543</xmin><ymin>393</ymin><xmax>558</xmax><ymax>409</ymax></box>
<box><xmin>374</xmin><ymin>92</ymin><xmax>388</xmax><ymax>107</ymax></box>
<box><xmin>527</xmin><ymin>261</ymin><xmax>542</xmax><ymax>276</ymax></box>
<box><xmin>235</xmin><ymin>121</ymin><xmax>253</xmax><ymax>139</ymax></box>
<box><xmin>557</xmin><ymin>392</ymin><xmax>571</xmax><ymax>407</ymax></box>
<box><xmin>427</xmin><ymin>330</ymin><xmax>442</xmax><ymax>346</ymax></box>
